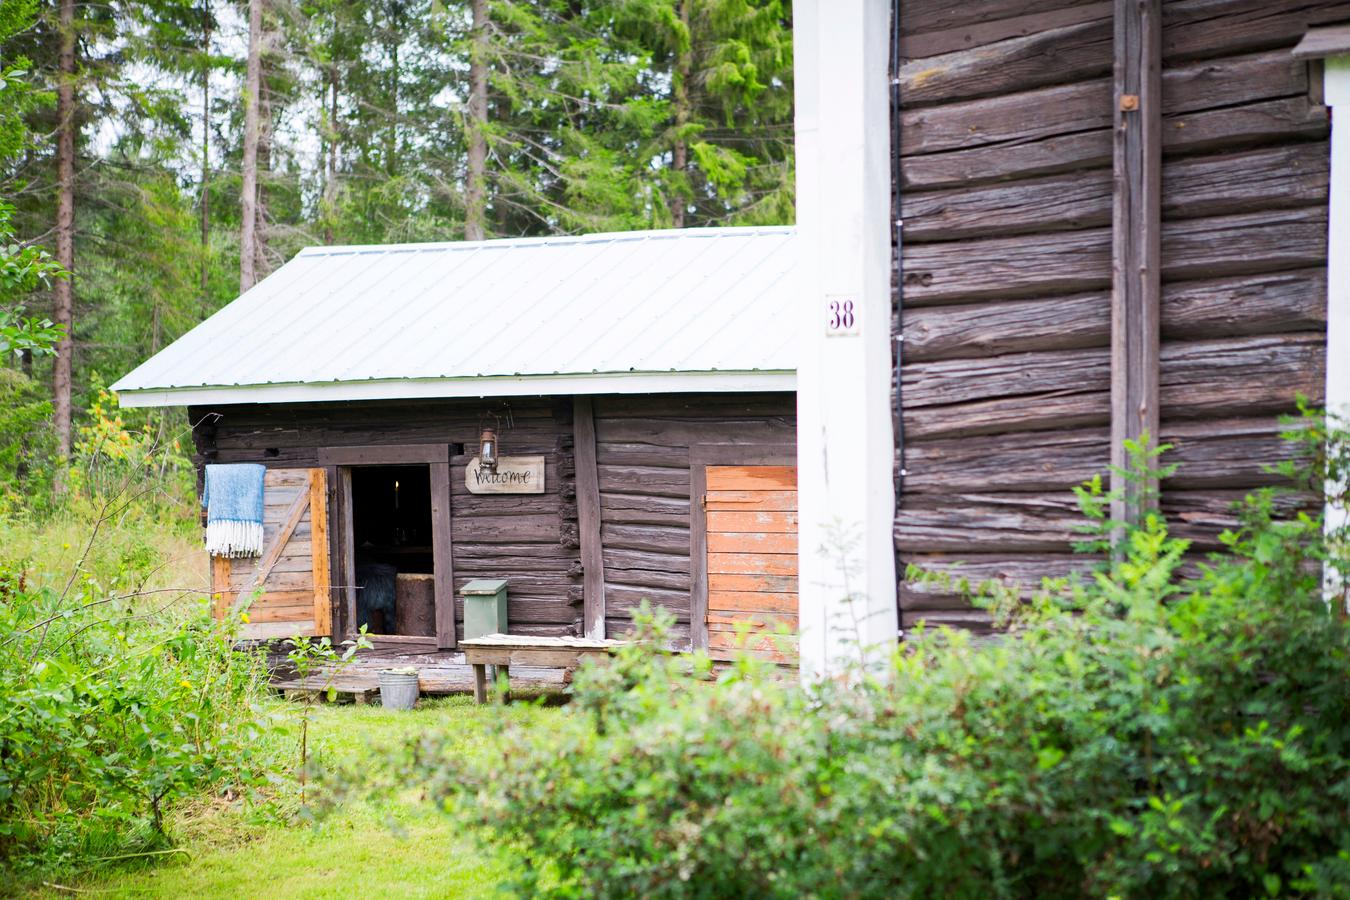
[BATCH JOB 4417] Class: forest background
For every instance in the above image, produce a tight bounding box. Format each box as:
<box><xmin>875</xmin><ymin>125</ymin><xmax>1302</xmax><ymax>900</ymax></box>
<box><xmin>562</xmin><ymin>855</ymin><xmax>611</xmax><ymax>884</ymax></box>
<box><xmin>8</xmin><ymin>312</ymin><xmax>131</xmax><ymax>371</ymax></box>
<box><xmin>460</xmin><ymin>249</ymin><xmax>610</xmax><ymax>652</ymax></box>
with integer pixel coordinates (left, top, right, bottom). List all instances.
<box><xmin>0</xmin><ymin>0</ymin><xmax>793</xmax><ymax>511</ymax></box>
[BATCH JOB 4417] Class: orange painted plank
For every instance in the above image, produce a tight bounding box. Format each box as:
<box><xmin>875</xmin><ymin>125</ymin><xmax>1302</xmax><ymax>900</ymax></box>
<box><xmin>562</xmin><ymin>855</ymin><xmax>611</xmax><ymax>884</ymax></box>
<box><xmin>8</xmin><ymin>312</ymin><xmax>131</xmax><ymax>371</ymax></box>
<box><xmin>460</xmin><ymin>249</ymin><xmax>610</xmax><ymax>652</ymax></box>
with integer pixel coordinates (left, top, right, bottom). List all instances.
<box><xmin>706</xmin><ymin>510</ymin><xmax>798</xmax><ymax>533</ymax></box>
<box><xmin>211</xmin><ymin>555</ymin><xmax>232</xmax><ymax>621</ymax></box>
<box><xmin>707</xmin><ymin>590</ymin><xmax>798</xmax><ymax>614</ymax></box>
<box><xmin>708</xmin><ymin>630</ymin><xmax>799</xmax><ymax>664</ymax></box>
<box><xmin>709</xmin><ymin>573</ymin><xmax>798</xmax><ymax>593</ymax></box>
<box><xmin>707</xmin><ymin>552</ymin><xmax>798</xmax><ymax>576</ymax></box>
<box><xmin>705</xmin><ymin>613</ymin><xmax>797</xmax><ymax>631</ymax></box>
<box><xmin>706</xmin><ymin>530</ymin><xmax>798</xmax><ymax>555</ymax></box>
<box><xmin>706</xmin><ymin>466</ymin><xmax>797</xmax><ymax>492</ymax></box>
<box><xmin>247</xmin><ymin>603</ymin><xmax>315</xmax><ymax>624</ymax></box>
<box><xmin>705</xmin><ymin>490</ymin><xmax>798</xmax><ymax>512</ymax></box>
<box><xmin>309</xmin><ymin>468</ymin><xmax>332</xmax><ymax>636</ymax></box>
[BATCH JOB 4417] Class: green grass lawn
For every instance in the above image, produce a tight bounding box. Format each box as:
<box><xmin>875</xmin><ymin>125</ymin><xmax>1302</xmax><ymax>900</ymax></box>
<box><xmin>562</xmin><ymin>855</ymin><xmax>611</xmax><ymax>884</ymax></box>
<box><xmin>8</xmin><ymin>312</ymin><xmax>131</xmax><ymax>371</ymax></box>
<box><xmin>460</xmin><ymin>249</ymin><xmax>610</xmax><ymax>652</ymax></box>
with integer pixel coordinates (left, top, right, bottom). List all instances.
<box><xmin>33</xmin><ymin>696</ymin><xmax>560</xmax><ymax>899</ymax></box>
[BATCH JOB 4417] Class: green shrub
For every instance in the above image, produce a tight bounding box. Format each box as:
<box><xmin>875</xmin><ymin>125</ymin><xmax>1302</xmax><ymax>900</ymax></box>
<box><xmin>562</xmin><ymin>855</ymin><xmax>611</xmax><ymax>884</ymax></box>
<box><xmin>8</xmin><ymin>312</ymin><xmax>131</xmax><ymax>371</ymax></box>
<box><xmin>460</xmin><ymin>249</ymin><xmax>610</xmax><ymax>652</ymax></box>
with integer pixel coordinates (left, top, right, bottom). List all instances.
<box><xmin>416</xmin><ymin>415</ymin><xmax>1350</xmax><ymax>898</ymax></box>
<box><xmin>0</xmin><ymin>467</ymin><xmax>284</xmax><ymax>877</ymax></box>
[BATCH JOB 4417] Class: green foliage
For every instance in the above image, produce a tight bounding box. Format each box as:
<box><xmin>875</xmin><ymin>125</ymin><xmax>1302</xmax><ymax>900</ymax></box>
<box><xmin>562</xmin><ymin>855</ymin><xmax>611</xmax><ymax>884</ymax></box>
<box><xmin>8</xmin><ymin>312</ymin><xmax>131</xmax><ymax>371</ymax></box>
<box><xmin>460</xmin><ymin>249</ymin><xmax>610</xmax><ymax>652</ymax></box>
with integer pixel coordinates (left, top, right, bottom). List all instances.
<box><xmin>0</xmin><ymin>440</ymin><xmax>285</xmax><ymax>878</ymax></box>
<box><xmin>413</xmin><ymin>418</ymin><xmax>1350</xmax><ymax>898</ymax></box>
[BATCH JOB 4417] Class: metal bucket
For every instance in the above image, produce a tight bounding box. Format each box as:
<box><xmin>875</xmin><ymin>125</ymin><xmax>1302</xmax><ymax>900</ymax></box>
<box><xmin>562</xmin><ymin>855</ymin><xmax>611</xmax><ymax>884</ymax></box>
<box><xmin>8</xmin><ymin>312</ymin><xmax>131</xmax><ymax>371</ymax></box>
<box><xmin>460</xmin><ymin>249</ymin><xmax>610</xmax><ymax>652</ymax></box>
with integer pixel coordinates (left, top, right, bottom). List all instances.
<box><xmin>378</xmin><ymin>670</ymin><xmax>420</xmax><ymax>710</ymax></box>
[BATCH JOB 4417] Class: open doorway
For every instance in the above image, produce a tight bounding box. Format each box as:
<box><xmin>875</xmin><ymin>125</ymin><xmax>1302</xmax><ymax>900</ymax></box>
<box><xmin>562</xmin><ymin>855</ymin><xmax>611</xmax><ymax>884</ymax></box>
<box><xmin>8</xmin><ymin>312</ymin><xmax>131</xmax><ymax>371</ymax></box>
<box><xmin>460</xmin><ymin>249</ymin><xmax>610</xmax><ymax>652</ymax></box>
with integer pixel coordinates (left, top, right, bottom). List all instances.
<box><xmin>350</xmin><ymin>464</ymin><xmax>437</xmax><ymax>637</ymax></box>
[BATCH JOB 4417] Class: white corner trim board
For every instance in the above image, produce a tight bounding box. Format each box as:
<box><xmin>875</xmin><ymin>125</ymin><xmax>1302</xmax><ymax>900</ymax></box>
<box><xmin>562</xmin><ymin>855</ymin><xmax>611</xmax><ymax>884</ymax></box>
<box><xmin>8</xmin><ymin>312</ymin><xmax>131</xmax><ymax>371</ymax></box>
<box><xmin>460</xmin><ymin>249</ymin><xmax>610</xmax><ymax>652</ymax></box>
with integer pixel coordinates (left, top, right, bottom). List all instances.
<box><xmin>1321</xmin><ymin>54</ymin><xmax>1349</xmax><ymax>605</ymax></box>
<box><xmin>792</xmin><ymin>0</ymin><xmax>899</xmax><ymax>681</ymax></box>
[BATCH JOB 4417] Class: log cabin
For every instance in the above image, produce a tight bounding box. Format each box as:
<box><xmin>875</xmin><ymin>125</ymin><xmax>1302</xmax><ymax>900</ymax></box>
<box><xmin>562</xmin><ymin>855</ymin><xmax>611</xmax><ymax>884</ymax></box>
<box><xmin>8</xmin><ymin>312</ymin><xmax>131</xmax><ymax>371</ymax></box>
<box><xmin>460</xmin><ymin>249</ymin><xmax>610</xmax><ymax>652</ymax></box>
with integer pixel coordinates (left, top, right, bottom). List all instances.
<box><xmin>113</xmin><ymin>228</ymin><xmax>801</xmax><ymax>665</ymax></box>
<box><xmin>113</xmin><ymin>0</ymin><xmax>1350</xmax><ymax>676</ymax></box>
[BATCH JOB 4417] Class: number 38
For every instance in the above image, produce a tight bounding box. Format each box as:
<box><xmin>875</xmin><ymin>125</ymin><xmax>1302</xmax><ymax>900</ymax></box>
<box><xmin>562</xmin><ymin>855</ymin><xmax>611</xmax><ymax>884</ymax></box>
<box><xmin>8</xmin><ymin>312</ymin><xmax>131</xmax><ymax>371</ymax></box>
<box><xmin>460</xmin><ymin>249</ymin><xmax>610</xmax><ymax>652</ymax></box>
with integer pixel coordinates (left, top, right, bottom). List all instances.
<box><xmin>828</xmin><ymin>299</ymin><xmax>856</xmax><ymax>330</ymax></box>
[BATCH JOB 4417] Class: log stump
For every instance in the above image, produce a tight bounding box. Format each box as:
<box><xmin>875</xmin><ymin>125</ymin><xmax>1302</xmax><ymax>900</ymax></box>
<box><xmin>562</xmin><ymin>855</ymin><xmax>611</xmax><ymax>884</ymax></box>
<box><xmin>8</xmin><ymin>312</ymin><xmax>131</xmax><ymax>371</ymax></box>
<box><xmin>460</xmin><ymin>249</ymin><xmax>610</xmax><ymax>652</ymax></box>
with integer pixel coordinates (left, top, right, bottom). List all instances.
<box><xmin>394</xmin><ymin>573</ymin><xmax>436</xmax><ymax>637</ymax></box>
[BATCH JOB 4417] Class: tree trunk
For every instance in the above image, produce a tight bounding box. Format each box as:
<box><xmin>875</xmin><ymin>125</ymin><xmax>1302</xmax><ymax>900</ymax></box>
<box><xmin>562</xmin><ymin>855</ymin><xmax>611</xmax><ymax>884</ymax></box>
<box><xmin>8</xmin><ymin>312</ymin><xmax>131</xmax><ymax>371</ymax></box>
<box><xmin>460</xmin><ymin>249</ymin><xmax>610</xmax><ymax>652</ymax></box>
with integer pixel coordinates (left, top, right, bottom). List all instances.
<box><xmin>199</xmin><ymin>2</ymin><xmax>211</xmax><ymax>313</ymax></box>
<box><xmin>464</xmin><ymin>0</ymin><xmax>487</xmax><ymax>241</ymax></box>
<box><xmin>324</xmin><ymin>62</ymin><xmax>337</xmax><ymax>245</ymax></box>
<box><xmin>52</xmin><ymin>0</ymin><xmax>76</xmax><ymax>463</ymax></box>
<box><xmin>669</xmin><ymin>0</ymin><xmax>691</xmax><ymax>229</ymax></box>
<box><xmin>239</xmin><ymin>0</ymin><xmax>262</xmax><ymax>294</ymax></box>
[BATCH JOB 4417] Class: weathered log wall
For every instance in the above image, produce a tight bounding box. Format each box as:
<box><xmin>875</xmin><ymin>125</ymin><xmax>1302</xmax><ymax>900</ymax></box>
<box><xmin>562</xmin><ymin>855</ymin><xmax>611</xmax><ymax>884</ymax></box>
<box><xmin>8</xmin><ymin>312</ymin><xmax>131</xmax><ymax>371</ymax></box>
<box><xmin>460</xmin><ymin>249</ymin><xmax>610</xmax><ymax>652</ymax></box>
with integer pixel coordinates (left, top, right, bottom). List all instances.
<box><xmin>592</xmin><ymin>393</ymin><xmax>796</xmax><ymax>648</ymax></box>
<box><xmin>895</xmin><ymin>0</ymin><xmax>1341</xmax><ymax>631</ymax></box>
<box><xmin>191</xmin><ymin>392</ymin><xmax>796</xmax><ymax>648</ymax></box>
<box><xmin>192</xmin><ymin>397</ymin><xmax>584</xmax><ymax>640</ymax></box>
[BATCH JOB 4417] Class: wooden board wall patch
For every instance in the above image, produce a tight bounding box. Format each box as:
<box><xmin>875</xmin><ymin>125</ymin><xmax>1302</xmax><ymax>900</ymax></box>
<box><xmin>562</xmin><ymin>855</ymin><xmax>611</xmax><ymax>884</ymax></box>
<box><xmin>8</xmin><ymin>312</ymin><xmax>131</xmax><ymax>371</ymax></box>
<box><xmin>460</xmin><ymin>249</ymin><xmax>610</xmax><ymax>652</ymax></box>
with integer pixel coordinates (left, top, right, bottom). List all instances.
<box><xmin>466</xmin><ymin>455</ymin><xmax>546</xmax><ymax>494</ymax></box>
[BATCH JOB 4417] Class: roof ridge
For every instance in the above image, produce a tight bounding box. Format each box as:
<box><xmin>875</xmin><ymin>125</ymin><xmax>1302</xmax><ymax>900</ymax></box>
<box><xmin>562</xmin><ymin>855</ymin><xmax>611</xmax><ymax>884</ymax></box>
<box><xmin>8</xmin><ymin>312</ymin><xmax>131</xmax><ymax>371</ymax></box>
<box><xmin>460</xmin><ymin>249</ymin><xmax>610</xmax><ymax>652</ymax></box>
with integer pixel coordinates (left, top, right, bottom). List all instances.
<box><xmin>296</xmin><ymin>225</ymin><xmax>796</xmax><ymax>258</ymax></box>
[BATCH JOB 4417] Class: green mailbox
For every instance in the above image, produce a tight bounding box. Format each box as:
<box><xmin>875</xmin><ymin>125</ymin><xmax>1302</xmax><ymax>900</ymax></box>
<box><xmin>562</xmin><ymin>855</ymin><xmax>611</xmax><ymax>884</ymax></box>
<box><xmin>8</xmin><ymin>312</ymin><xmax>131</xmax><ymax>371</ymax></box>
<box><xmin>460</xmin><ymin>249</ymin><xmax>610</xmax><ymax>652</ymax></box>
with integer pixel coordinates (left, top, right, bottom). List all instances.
<box><xmin>461</xmin><ymin>579</ymin><xmax>508</xmax><ymax>639</ymax></box>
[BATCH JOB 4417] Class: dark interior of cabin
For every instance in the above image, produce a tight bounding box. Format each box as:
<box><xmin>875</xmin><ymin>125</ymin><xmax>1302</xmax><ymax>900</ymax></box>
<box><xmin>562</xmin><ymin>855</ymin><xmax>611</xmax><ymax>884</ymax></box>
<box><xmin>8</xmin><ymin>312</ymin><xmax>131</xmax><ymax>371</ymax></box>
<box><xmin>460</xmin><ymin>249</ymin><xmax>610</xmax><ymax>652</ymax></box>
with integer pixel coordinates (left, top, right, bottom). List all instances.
<box><xmin>351</xmin><ymin>465</ymin><xmax>436</xmax><ymax>637</ymax></box>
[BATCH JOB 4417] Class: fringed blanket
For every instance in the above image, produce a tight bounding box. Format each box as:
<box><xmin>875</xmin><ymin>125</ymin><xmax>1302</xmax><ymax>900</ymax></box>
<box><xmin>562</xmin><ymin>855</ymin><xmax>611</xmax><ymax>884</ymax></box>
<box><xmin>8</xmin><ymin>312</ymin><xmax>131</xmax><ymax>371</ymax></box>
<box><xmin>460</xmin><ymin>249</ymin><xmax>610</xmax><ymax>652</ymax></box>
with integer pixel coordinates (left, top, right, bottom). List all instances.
<box><xmin>202</xmin><ymin>464</ymin><xmax>266</xmax><ymax>557</ymax></box>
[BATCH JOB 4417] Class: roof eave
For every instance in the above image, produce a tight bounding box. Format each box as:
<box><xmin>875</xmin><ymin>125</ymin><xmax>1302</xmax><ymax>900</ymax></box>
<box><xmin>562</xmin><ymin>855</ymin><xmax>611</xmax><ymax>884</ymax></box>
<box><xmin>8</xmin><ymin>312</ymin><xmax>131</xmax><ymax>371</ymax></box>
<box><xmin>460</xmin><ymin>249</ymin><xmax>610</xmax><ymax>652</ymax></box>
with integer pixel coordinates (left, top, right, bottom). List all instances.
<box><xmin>113</xmin><ymin>370</ymin><xmax>798</xmax><ymax>408</ymax></box>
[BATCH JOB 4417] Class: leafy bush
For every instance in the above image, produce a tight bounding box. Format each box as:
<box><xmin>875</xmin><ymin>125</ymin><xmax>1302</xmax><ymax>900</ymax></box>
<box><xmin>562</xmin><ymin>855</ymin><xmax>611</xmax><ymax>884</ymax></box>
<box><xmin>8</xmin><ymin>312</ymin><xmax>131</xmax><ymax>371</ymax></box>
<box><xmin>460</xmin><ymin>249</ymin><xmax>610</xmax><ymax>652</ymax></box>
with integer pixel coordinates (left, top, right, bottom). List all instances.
<box><xmin>0</xmin><ymin>444</ymin><xmax>283</xmax><ymax>878</ymax></box>
<box><xmin>415</xmin><ymin>414</ymin><xmax>1350</xmax><ymax>898</ymax></box>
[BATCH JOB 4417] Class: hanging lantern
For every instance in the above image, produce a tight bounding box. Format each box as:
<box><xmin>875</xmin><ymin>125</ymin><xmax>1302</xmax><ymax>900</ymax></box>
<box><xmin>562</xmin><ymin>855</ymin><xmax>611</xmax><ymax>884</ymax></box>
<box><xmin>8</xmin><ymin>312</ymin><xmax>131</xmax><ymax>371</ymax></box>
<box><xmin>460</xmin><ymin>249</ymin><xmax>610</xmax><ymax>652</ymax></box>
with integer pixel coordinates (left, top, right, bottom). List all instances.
<box><xmin>479</xmin><ymin>425</ymin><xmax>499</xmax><ymax>473</ymax></box>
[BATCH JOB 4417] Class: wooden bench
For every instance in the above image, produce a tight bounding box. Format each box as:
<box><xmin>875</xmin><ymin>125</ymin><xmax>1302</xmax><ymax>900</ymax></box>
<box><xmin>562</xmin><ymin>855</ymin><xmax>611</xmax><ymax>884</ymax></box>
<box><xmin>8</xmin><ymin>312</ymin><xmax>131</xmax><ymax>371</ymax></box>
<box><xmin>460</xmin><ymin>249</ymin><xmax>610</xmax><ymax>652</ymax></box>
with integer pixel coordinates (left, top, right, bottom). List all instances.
<box><xmin>460</xmin><ymin>634</ymin><xmax>624</xmax><ymax>703</ymax></box>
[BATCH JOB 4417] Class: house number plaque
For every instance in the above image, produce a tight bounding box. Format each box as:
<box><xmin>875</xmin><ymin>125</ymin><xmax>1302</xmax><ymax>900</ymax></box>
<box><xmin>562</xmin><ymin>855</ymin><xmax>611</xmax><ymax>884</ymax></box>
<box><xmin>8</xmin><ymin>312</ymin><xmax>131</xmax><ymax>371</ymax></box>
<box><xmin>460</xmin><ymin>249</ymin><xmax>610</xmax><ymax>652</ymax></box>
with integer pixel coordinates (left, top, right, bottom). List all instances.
<box><xmin>466</xmin><ymin>455</ymin><xmax>546</xmax><ymax>494</ymax></box>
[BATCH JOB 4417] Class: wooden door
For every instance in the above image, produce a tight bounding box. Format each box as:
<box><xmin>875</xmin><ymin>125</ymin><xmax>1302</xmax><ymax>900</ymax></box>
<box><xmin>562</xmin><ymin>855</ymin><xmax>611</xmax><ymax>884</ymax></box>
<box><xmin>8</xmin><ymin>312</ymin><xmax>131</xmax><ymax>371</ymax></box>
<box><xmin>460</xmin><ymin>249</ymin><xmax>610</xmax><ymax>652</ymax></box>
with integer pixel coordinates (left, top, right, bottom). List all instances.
<box><xmin>210</xmin><ymin>467</ymin><xmax>332</xmax><ymax>640</ymax></box>
<box><xmin>704</xmin><ymin>465</ymin><xmax>798</xmax><ymax>664</ymax></box>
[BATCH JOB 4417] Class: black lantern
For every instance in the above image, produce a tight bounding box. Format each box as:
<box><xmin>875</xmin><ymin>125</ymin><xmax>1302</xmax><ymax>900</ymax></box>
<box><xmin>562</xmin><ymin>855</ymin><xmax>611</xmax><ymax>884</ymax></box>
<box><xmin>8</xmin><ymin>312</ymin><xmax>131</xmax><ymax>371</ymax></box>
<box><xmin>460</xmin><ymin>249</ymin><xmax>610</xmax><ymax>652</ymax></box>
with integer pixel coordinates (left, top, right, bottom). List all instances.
<box><xmin>479</xmin><ymin>425</ymin><xmax>499</xmax><ymax>473</ymax></box>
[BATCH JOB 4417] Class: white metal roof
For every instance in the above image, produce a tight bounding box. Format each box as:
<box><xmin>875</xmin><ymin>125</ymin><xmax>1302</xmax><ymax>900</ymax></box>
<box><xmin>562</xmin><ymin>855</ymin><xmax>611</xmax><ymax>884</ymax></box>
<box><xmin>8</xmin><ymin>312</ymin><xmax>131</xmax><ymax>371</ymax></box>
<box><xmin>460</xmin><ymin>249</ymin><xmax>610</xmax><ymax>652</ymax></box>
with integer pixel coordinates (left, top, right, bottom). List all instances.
<box><xmin>112</xmin><ymin>226</ymin><xmax>798</xmax><ymax>407</ymax></box>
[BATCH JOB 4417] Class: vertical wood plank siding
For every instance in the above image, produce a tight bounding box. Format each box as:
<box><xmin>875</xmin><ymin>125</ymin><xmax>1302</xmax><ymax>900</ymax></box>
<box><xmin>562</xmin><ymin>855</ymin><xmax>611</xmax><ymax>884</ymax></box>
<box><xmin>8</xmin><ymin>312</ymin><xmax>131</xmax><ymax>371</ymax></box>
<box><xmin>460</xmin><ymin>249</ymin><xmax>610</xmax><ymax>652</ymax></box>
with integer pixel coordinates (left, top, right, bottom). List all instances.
<box><xmin>895</xmin><ymin>0</ymin><xmax>1343</xmax><ymax>632</ymax></box>
<box><xmin>191</xmin><ymin>392</ymin><xmax>794</xmax><ymax>648</ymax></box>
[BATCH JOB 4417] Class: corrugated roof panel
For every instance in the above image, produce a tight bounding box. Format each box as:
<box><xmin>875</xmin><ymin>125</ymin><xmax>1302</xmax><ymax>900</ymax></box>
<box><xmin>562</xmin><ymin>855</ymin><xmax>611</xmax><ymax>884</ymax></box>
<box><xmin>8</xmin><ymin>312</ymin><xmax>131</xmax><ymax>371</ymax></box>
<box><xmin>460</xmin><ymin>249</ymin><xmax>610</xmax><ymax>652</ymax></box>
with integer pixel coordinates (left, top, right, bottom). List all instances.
<box><xmin>112</xmin><ymin>226</ymin><xmax>798</xmax><ymax>406</ymax></box>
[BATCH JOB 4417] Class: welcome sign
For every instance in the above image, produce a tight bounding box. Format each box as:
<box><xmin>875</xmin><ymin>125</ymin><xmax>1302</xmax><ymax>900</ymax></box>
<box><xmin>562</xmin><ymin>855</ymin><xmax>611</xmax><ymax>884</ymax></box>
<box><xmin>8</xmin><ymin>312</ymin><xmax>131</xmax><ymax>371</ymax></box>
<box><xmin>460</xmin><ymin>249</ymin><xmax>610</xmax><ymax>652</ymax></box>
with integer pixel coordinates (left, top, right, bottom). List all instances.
<box><xmin>465</xmin><ymin>455</ymin><xmax>546</xmax><ymax>494</ymax></box>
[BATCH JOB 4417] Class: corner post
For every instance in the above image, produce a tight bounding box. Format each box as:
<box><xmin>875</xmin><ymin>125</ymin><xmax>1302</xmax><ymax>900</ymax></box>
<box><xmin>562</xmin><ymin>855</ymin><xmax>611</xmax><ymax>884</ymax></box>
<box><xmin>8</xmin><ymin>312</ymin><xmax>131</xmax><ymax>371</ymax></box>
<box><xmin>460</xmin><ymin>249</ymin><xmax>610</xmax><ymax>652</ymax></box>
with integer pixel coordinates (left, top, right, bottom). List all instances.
<box><xmin>1321</xmin><ymin>54</ymin><xmax>1350</xmax><ymax>606</ymax></box>
<box><xmin>793</xmin><ymin>0</ymin><xmax>898</xmax><ymax>680</ymax></box>
<box><xmin>572</xmin><ymin>396</ymin><xmax>606</xmax><ymax>638</ymax></box>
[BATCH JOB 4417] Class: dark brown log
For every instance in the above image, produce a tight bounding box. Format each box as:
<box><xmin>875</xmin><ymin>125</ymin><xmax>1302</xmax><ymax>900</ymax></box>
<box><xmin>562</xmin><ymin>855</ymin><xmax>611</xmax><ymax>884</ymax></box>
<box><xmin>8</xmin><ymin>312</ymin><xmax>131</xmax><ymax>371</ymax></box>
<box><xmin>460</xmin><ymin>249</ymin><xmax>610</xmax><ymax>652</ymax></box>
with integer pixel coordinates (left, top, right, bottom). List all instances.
<box><xmin>905</xmin><ymin>428</ymin><xmax>1109</xmax><ymax>493</ymax></box>
<box><xmin>1160</xmin><ymin>207</ymin><xmax>1326</xmax><ymax>282</ymax></box>
<box><xmin>1164</xmin><ymin>269</ymin><xmax>1326</xmax><ymax>339</ymax></box>
<box><xmin>595</xmin><ymin>443</ymin><xmax>691</xmax><ymax>468</ymax></box>
<box><xmin>1159</xmin><ymin>333</ymin><xmax>1325</xmax><ymax>417</ymax></box>
<box><xmin>904</xmin><ymin>291</ymin><xmax>1110</xmax><ymax>361</ymax></box>
<box><xmin>903</xmin><ymin>386</ymin><xmax>1110</xmax><ymax>441</ymax></box>
<box><xmin>605</xmin><ymin>584</ymin><xmax>692</xmax><ymax>620</ymax></box>
<box><xmin>900</xmin><ymin>14</ymin><xmax>1111</xmax><ymax>106</ymax></box>
<box><xmin>603</xmin><ymin>547</ymin><xmax>691</xmax><ymax>577</ymax></box>
<box><xmin>595</xmin><ymin>418</ymin><xmax>794</xmax><ymax>449</ymax></box>
<box><xmin>902</xmin><ymin>97</ymin><xmax>1325</xmax><ymax>190</ymax></box>
<box><xmin>1160</xmin><ymin>417</ymin><xmax>1305</xmax><ymax>489</ymax></box>
<box><xmin>1163</xmin><ymin>488</ymin><xmax>1316</xmax><ymax>549</ymax></box>
<box><xmin>902</xmin><ymin>228</ymin><xmax>1111</xmax><ymax>306</ymax></box>
<box><xmin>599</xmin><ymin>492</ymin><xmax>691</xmax><ymax>527</ymax></box>
<box><xmin>393</xmin><ymin>573</ymin><xmax>436</xmax><ymax>637</ymax></box>
<box><xmin>901</xmin><ymin>334</ymin><xmax>1319</xmax><ymax>442</ymax></box>
<box><xmin>901</xmin><ymin>0</ymin><xmax>1110</xmax><ymax>57</ymax></box>
<box><xmin>601</xmin><ymin>567</ymin><xmax>692</xmax><ymax>592</ymax></box>
<box><xmin>1163</xmin><ymin>0</ymin><xmax>1350</xmax><ymax>64</ymax></box>
<box><xmin>903</xmin><ymin>346</ymin><xmax>1111</xmax><ymax>410</ymax></box>
<box><xmin>896</xmin><ymin>492</ymin><xmax>1086</xmax><ymax>552</ymax></box>
<box><xmin>596</xmin><ymin>393</ymin><xmax>793</xmax><ymax>418</ymax></box>
<box><xmin>450</xmin><ymin>515</ymin><xmax>561</xmax><ymax>543</ymax></box>
<box><xmin>901</xmin><ymin>608</ymin><xmax>997</xmax><ymax>633</ymax></box>
<box><xmin>903</xmin><ymin>269</ymin><xmax>1325</xmax><ymax>362</ymax></box>
<box><xmin>600</xmin><ymin>523</ymin><xmax>691</xmax><ymax>554</ymax></box>
<box><xmin>901</xmin><ymin>49</ymin><xmax>1304</xmax><ymax>158</ymax></box>
<box><xmin>899</xmin><ymin>553</ymin><xmax>1098</xmax><ymax>610</ymax></box>
<box><xmin>903</xmin><ymin>207</ymin><xmax>1325</xmax><ymax>307</ymax></box>
<box><xmin>596</xmin><ymin>465</ymin><xmax>691</xmax><ymax>498</ymax></box>
<box><xmin>903</xmin><ymin>144</ymin><xmax>1326</xmax><ymax>243</ymax></box>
